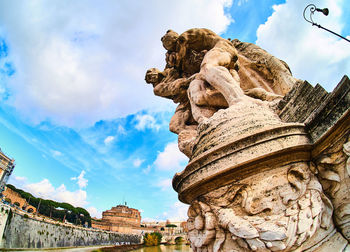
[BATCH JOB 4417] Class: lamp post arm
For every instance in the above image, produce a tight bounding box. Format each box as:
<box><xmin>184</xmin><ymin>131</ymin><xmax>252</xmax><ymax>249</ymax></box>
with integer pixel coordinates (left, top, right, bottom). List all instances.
<box><xmin>313</xmin><ymin>23</ymin><xmax>350</xmax><ymax>43</ymax></box>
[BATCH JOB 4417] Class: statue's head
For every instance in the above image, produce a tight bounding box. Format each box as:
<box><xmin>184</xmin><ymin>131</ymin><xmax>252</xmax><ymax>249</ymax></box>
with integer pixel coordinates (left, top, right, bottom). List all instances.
<box><xmin>161</xmin><ymin>30</ymin><xmax>179</xmax><ymax>51</ymax></box>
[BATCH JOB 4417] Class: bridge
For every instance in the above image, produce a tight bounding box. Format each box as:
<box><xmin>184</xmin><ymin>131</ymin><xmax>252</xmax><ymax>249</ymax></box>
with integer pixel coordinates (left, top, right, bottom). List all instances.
<box><xmin>161</xmin><ymin>232</ymin><xmax>188</xmax><ymax>244</ymax></box>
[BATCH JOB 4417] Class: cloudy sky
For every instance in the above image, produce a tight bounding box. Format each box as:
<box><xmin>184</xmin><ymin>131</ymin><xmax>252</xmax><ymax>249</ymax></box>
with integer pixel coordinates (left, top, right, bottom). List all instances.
<box><xmin>0</xmin><ymin>0</ymin><xmax>349</xmax><ymax>221</ymax></box>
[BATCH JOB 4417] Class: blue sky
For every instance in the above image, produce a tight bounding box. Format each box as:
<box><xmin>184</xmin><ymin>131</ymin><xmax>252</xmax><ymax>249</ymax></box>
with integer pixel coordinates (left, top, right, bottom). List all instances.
<box><xmin>0</xmin><ymin>0</ymin><xmax>349</xmax><ymax>220</ymax></box>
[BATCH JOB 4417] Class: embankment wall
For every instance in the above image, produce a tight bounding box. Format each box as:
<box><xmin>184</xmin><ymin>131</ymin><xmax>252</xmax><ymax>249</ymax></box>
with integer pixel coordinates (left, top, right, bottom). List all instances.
<box><xmin>0</xmin><ymin>203</ymin><xmax>141</xmax><ymax>249</ymax></box>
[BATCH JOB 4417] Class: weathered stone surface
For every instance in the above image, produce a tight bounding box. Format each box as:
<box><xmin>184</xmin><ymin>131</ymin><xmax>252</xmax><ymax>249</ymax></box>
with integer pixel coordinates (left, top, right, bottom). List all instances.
<box><xmin>278</xmin><ymin>75</ymin><xmax>350</xmax><ymax>143</ymax></box>
<box><xmin>277</xmin><ymin>81</ymin><xmax>329</xmax><ymax>123</ymax></box>
<box><xmin>306</xmin><ymin>75</ymin><xmax>350</xmax><ymax>142</ymax></box>
<box><xmin>145</xmin><ymin>28</ymin><xmax>350</xmax><ymax>251</ymax></box>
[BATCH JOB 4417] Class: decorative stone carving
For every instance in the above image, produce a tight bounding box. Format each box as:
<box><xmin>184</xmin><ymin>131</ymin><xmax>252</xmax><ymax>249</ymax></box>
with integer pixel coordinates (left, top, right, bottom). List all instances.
<box><xmin>345</xmin><ymin>140</ymin><xmax>350</xmax><ymax>177</ymax></box>
<box><xmin>145</xmin><ymin>28</ymin><xmax>350</xmax><ymax>251</ymax></box>
<box><xmin>313</xmin><ymin>134</ymin><xmax>350</xmax><ymax>242</ymax></box>
<box><xmin>187</xmin><ymin>163</ymin><xmax>335</xmax><ymax>251</ymax></box>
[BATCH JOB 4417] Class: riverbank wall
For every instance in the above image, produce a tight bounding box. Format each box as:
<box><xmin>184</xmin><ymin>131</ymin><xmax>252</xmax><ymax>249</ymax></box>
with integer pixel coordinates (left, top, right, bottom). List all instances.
<box><xmin>0</xmin><ymin>203</ymin><xmax>141</xmax><ymax>249</ymax></box>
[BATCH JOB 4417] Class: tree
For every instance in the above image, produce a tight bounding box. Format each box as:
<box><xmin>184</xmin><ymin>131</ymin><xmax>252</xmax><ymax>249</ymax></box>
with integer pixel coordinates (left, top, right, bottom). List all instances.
<box><xmin>166</xmin><ymin>224</ymin><xmax>177</xmax><ymax>228</ymax></box>
<box><xmin>143</xmin><ymin>232</ymin><xmax>162</xmax><ymax>246</ymax></box>
<box><xmin>5</xmin><ymin>184</ymin><xmax>92</xmax><ymax>227</ymax></box>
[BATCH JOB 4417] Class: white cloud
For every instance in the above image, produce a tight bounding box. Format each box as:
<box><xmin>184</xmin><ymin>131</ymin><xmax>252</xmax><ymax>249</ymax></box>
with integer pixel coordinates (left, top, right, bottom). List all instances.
<box><xmin>166</xmin><ymin>201</ymin><xmax>189</xmax><ymax>222</ymax></box>
<box><xmin>237</xmin><ymin>0</ymin><xmax>248</xmax><ymax>6</ymax></box>
<box><xmin>154</xmin><ymin>142</ymin><xmax>188</xmax><ymax>172</ymax></box>
<box><xmin>70</xmin><ymin>170</ymin><xmax>88</xmax><ymax>189</ymax></box>
<box><xmin>0</xmin><ymin>0</ymin><xmax>233</xmax><ymax>127</ymax></box>
<box><xmin>142</xmin><ymin>165</ymin><xmax>152</xmax><ymax>175</ymax></box>
<box><xmin>87</xmin><ymin>206</ymin><xmax>102</xmax><ymax>219</ymax></box>
<box><xmin>156</xmin><ymin>178</ymin><xmax>172</xmax><ymax>191</ymax></box>
<box><xmin>51</xmin><ymin>149</ymin><xmax>63</xmax><ymax>157</ymax></box>
<box><xmin>25</xmin><ymin>179</ymin><xmax>56</xmax><ymax>198</ymax></box>
<box><xmin>134</xmin><ymin>114</ymin><xmax>161</xmax><ymax>131</ymax></box>
<box><xmin>117</xmin><ymin>125</ymin><xmax>126</xmax><ymax>135</ymax></box>
<box><xmin>133</xmin><ymin>158</ymin><xmax>144</xmax><ymax>168</ymax></box>
<box><xmin>256</xmin><ymin>0</ymin><xmax>350</xmax><ymax>91</ymax></box>
<box><xmin>9</xmin><ymin>176</ymin><xmax>88</xmax><ymax>207</ymax></box>
<box><xmin>103</xmin><ymin>135</ymin><xmax>115</xmax><ymax>145</ymax></box>
<box><xmin>8</xmin><ymin>175</ymin><xmax>28</xmax><ymax>189</ymax></box>
<box><xmin>12</xmin><ymin>175</ymin><xmax>26</xmax><ymax>181</ymax></box>
<box><xmin>54</xmin><ymin>184</ymin><xmax>88</xmax><ymax>207</ymax></box>
<box><xmin>144</xmin><ymin>200</ymin><xmax>189</xmax><ymax>222</ymax></box>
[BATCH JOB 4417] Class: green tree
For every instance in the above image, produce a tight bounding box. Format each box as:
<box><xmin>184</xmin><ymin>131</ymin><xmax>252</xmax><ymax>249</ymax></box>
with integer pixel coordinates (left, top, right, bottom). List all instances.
<box><xmin>143</xmin><ymin>232</ymin><xmax>162</xmax><ymax>246</ymax></box>
<box><xmin>5</xmin><ymin>184</ymin><xmax>92</xmax><ymax>227</ymax></box>
<box><xmin>166</xmin><ymin>224</ymin><xmax>177</xmax><ymax>228</ymax></box>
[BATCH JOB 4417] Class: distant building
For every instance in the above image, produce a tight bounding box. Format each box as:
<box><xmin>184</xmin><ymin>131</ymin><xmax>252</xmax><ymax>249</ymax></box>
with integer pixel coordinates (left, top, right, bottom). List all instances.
<box><xmin>141</xmin><ymin>220</ymin><xmax>187</xmax><ymax>234</ymax></box>
<box><xmin>91</xmin><ymin>204</ymin><xmax>141</xmax><ymax>233</ymax></box>
<box><xmin>0</xmin><ymin>149</ymin><xmax>15</xmax><ymax>194</ymax></box>
<box><xmin>2</xmin><ymin>186</ymin><xmax>36</xmax><ymax>213</ymax></box>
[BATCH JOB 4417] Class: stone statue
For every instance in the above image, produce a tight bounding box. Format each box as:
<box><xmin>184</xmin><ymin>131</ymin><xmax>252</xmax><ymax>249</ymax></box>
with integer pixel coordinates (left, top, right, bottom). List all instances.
<box><xmin>146</xmin><ymin>28</ymin><xmax>298</xmax><ymax>157</ymax></box>
<box><xmin>145</xmin><ymin>28</ymin><xmax>350</xmax><ymax>251</ymax></box>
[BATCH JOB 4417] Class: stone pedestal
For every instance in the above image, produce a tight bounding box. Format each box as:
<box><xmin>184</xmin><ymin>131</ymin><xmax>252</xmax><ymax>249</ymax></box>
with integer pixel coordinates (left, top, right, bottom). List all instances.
<box><xmin>173</xmin><ymin>76</ymin><xmax>350</xmax><ymax>251</ymax></box>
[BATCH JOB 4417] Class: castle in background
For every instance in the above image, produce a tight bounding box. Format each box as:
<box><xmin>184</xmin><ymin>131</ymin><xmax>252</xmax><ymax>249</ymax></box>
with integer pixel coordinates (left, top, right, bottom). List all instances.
<box><xmin>91</xmin><ymin>204</ymin><xmax>141</xmax><ymax>234</ymax></box>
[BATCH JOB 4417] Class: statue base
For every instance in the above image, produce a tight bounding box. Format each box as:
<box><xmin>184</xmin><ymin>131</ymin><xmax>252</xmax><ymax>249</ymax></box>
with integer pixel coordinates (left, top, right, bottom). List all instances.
<box><xmin>173</xmin><ymin>76</ymin><xmax>350</xmax><ymax>251</ymax></box>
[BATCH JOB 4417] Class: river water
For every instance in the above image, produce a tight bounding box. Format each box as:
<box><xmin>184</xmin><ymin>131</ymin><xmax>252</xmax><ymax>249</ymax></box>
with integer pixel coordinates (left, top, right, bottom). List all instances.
<box><xmin>130</xmin><ymin>244</ymin><xmax>192</xmax><ymax>252</ymax></box>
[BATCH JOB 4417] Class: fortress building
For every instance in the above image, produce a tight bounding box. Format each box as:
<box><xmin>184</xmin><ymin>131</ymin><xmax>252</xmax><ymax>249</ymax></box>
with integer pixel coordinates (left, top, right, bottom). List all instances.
<box><xmin>2</xmin><ymin>186</ymin><xmax>36</xmax><ymax>213</ymax></box>
<box><xmin>91</xmin><ymin>204</ymin><xmax>141</xmax><ymax>234</ymax></box>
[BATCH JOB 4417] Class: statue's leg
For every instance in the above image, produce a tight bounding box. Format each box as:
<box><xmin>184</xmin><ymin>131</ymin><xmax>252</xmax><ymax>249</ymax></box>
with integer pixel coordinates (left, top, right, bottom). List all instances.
<box><xmin>199</xmin><ymin>48</ymin><xmax>246</xmax><ymax>106</ymax></box>
<box><xmin>169</xmin><ymin>104</ymin><xmax>198</xmax><ymax>158</ymax></box>
<box><xmin>202</xmin><ymin>64</ymin><xmax>245</xmax><ymax>106</ymax></box>
<box><xmin>201</xmin><ymin>63</ymin><xmax>265</xmax><ymax>107</ymax></box>
<box><xmin>188</xmin><ymin>79</ymin><xmax>217</xmax><ymax>124</ymax></box>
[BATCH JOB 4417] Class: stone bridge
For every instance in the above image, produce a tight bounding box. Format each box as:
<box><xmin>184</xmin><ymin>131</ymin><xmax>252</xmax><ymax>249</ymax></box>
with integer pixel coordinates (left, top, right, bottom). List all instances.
<box><xmin>161</xmin><ymin>232</ymin><xmax>188</xmax><ymax>244</ymax></box>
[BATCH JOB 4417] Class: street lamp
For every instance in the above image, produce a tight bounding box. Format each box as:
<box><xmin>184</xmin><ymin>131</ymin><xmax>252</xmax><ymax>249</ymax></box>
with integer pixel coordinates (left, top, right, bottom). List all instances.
<box><xmin>63</xmin><ymin>210</ymin><xmax>71</xmax><ymax>223</ymax></box>
<box><xmin>303</xmin><ymin>4</ymin><xmax>350</xmax><ymax>43</ymax></box>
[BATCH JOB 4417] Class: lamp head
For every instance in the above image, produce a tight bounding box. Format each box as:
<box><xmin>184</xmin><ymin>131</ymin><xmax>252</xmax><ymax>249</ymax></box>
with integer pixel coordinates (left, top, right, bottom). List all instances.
<box><xmin>316</xmin><ymin>8</ymin><xmax>329</xmax><ymax>16</ymax></box>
